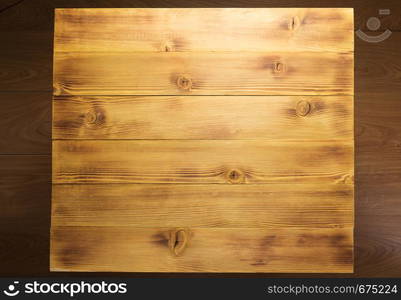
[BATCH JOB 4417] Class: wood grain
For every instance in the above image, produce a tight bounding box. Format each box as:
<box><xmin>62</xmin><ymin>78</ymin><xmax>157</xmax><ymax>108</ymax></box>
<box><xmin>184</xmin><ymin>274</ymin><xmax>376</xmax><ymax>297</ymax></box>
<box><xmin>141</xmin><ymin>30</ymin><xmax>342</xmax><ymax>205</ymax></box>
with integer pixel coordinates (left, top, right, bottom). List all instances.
<box><xmin>6</xmin><ymin>23</ymin><xmax>397</xmax><ymax>96</ymax></box>
<box><xmin>52</xmin><ymin>140</ymin><xmax>354</xmax><ymax>184</ymax></box>
<box><xmin>0</xmin><ymin>155</ymin><xmax>51</xmax><ymax>275</ymax></box>
<box><xmin>50</xmin><ymin>226</ymin><xmax>353</xmax><ymax>272</ymax></box>
<box><xmin>53</xmin><ymin>51</ymin><xmax>353</xmax><ymax>96</ymax></box>
<box><xmin>357</xmin><ymin>216</ymin><xmax>401</xmax><ymax>277</ymax></box>
<box><xmin>2</xmin><ymin>0</ymin><xmax>401</xmax><ymax>32</ymax></box>
<box><xmin>52</xmin><ymin>184</ymin><xmax>353</xmax><ymax>228</ymax></box>
<box><xmin>53</xmin><ymin>95</ymin><xmax>353</xmax><ymax>140</ymax></box>
<box><xmin>54</xmin><ymin>8</ymin><xmax>353</xmax><ymax>52</ymax></box>
<box><xmin>356</xmin><ymin>35</ymin><xmax>401</xmax><ymax>94</ymax></box>
<box><xmin>48</xmin><ymin>7</ymin><xmax>354</xmax><ymax>273</ymax></box>
<box><xmin>0</xmin><ymin>47</ymin><xmax>51</xmax><ymax>92</ymax></box>
<box><xmin>0</xmin><ymin>155</ymin><xmax>51</xmax><ymax>228</ymax></box>
<box><xmin>49</xmin><ymin>7</ymin><xmax>354</xmax><ymax>273</ymax></box>
<box><xmin>0</xmin><ymin>0</ymin><xmax>400</xmax><ymax>277</ymax></box>
<box><xmin>357</xmin><ymin>94</ymin><xmax>401</xmax><ymax>150</ymax></box>
<box><xmin>0</xmin><ymin>92</ymin><xmax>51</xmax><ymax>154</ymax></box>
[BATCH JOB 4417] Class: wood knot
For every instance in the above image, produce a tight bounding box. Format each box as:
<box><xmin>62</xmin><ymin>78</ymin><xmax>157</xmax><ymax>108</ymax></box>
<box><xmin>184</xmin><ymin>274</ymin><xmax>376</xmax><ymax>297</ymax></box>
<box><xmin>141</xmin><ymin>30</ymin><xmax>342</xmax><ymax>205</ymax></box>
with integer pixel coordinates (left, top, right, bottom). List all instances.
<box><xmin>84</xmin><ymin>109</ymin><xmax>105</xmax><ymax>126</ymax></box>
<box><xmin>296</xmin><ymin>100</ymin><xmax>311</xmax><ymax>117</ymax></box>
<box><xmin>288</xmin><ymin>16</ymin><xmax>300</xmax><ymax>31</ymax></box>
<box><xmin>336</xmin><ymin>174</ymin><xmax>354</xmax><ymax>184</ymax></box>
<box><xmin>163</xmin><ymin>41</ymin><xmax>174</xmax><ymax>52</ymax></box>
<box><xmin>272</xmin><ymin>61</ymin><xmax>285</xmax><ymax>74</ymax></box>
<box><xmin>53</xmin><ymin>83</ymin><xmax>62</xmax><ymax>96</ymax></box>
<box><xmin>226</xmin><ymin>169</ymin><xmax>245</xmax><ymax>184</ymax></box>
<box><xmin>168</xmin><ymin>229</ymin><xmax>189</xmax><ymax>256</ymax></box>
<box><xmin>176</xmin><ymin>75</ymin><xmax>192</xmax><ymax>91</ymax></box>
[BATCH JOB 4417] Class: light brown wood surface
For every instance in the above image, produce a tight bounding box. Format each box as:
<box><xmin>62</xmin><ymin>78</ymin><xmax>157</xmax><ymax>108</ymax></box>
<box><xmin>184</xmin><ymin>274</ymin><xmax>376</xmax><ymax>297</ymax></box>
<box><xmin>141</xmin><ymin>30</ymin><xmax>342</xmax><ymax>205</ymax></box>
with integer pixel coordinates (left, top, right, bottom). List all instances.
<box><xmin>53</xmin><ymin>95</ymin><xmax>353</xmax><ymax>140</ymax></box>
<box><xmin>52</xmin><ymin>140</ymin><xmax>353</xmax><ymax>184</ymax></box>
<box><xmin>51</xmin><ymin>226</ymin><xmax>353</xmax><ymax>272</ymax></box>
<box><xmin>55</xmin><ymin>8</ymin><xmax>354</xmax><ymax>53</ymax></box>
<box><xmin>54</xmin><ymin>51</ymin><xmax>353</xmax><ymax>96</ymax></box>
<box><xmin>52</xmin><ymin>184</ymin><xmax>353</xmax><ymax>228</ymax></box>
<box><xmin>51</xmin><ymin>8</ymin><xmax>354</xmax><ymax>273</ymax></box>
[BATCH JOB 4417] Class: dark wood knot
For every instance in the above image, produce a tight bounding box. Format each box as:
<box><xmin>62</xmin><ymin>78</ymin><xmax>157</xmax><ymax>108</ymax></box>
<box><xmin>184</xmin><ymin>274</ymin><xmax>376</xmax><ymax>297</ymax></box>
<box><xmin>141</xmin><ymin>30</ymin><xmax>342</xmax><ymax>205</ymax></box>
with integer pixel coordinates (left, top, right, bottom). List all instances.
<box><xmin>168</xmin><ymin>229</ymin><xmax>189</xmax><ymax>256</ymax></box>
<box><xmin>226</xmin><ymin>169</ymin><xmax>245</xmax><ymax>184</ymax></box>
<box><xmin>177</xmin><ymin>76</ymin><xmax>192</xmax><ymax>91</ymax></box>
<box><xmin>272</xmin><ymin>61</ymin><xmax>285</xmax><ymax>74</ymax></box>
<box><xmin>288</xmin><ymin>16</ymin><xmax>300</xmax><ymax>31</ymax></box>
<box><xmin>296</xmin><ymin>100</ymin><xmax>311</xmax><ymax>117</ymax></box>
<box><xmin>163</xmin><ymin>41</ymin><xmax>174</xmax><ymax>52</ymax></box>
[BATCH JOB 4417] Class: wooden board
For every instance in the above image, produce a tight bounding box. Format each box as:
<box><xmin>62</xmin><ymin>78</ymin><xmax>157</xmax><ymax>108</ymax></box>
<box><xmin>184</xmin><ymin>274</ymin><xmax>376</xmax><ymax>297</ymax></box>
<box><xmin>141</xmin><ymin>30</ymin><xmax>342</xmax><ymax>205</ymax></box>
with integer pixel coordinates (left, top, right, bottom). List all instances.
<box><xmin>54</xmin><ymin>8</ymin><xmax>354</xmax><ymax>53</ymax></box>
<box><xmin>51</xmin><ymin>8</ymin><xmax>354</xmax><ymax>273</ymax></box>
<box><xmin>0</xmin><ymin>92</ymin><xmax>51</xmax><ymax>154</ymax></box>
<box><xmin>52</xmin><ymin>184</ymin><xmax>353</xmax><ymax>228</ymax></box>
<box><xmin>54</xmin><ymin>51</ymin><xmax>353</xmax><ymax>96</ymax></box>
<box><xmin>53</xmin><ymin>140</ymin><xmax>353</xmax><ymax>184</ymax></box>
<box><xmin>53</xmin><ymin>95</ymin><xmax>353</xmax><ymax>140</ymax></box>
<box><xmin>51</xmin><ymin>226</ymin><xmax>353</xmax><ymax>272</ymax></box>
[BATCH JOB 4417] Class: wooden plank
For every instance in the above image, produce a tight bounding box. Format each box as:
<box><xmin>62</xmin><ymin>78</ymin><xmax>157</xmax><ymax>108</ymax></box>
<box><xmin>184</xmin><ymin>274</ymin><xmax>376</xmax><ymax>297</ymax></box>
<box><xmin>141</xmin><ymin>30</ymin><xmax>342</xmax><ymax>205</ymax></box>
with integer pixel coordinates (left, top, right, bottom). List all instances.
<box><xmin>52</xmin><ymin>184</ymin><xmax>353</xmax><ymax>228</ymax></box>
<box><xmin>52</xmin><ymin>140</ymin><xmax>354</xmax><ymax>184</ymax></box>
<box><xmin>0</xmin><ymin>44</ymin><xmax>51</xmax><ymax>92</ymax></box>
<box><xmin>356</xmin><ymin>35</ymin><xmax>401</xmax><ymax>94</ymax></box>
<box><xmin>54</xmin><ymin>8</ymin><xmax>353</xmax><ymax>52</ymax></box>
<box><xmin>53</xmin><ymin>95</ymin><xmax>353</xmax><ymax>140</ymax></box>
<box><xmin>0</xmin><ymin>30</ymin><xmax>52</xmax><ymax>92</ymax></box>
<box><xmin>0</xmin><ymin>92</ymin><xmax>51</xmax><ymax>154</ymax></box>
<box><xmin>0</xmin><ymin>155</ymin><xmax>51</xmax><ymax>227</ymax></box>
<box><xmin>358</xmin><ymin>182</ymin><xmax>401</xmax><ymax>216</ymax></box>
<box><xmin>0</xmin><ymin>155</ymin><xmax>51</xmax><ymax>275</ymax></box>
<box><xmin>357</xmin><ymin>94</ymin><xmax>401</xmax><ymax>150</ymax></box>
<box><xmin>0</xmin><ymin>225</ymin><xmax>50</xmax><ymax>276</ymax></box>
<box><xmin>2</xmin><ymin>0</ymin><xmax>400</xmax><ymax>32</ymax></box>
<box><xmin>0</xmin><ymin>30</ymin><xmax>52</xmax><ymax>54</ymax></box>
<box><xmin>50</xmin><ymin>226</ymin><xmax>353</xmax><ymax>272</ymax></box>
<box><xmin>357</xmin><ymin>217</ymin><xmax>401</xmax><ymax>277</ymax></box>
<box><xmin>53</xmin><ymin>51</ymin><xmax>353</xmax><ymax>96</ymax></box>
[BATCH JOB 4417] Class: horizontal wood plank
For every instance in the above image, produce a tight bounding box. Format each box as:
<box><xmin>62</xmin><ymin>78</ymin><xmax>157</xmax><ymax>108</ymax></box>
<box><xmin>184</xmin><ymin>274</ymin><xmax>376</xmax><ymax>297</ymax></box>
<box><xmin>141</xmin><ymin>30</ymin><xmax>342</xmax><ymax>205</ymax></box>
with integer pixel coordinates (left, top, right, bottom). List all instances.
<box><xmin>55</xmin><ymin>8</ymin><xmax>353</xmax><ymax>52</ymax></box>
<box><xmin>53</xmin><ymin>51</ymin><xmax>353</xmax><ymax>96</ymax></box>
<box><xmin>50</xmin><ymin>226</ymin><xmax>353</xmax><ymax>272</ymax></box>
<box><xmin>53</xmin><ymin>95</ymin><xmax>353</xmax><ymax>140</ymax></box>
<box><xmin>2</xmin><ymin>0</ymin><xmax>400</xmax><ymax>32</ymax></box>
<box><xmin>52</xmin><ymin>184</ymin><xmax>353</xmax><ymax>228</ymax></box>
<box><xmin>52</xmin><ymin>140</ymin><xmax>354</xmax><ymax>184</ymax></box>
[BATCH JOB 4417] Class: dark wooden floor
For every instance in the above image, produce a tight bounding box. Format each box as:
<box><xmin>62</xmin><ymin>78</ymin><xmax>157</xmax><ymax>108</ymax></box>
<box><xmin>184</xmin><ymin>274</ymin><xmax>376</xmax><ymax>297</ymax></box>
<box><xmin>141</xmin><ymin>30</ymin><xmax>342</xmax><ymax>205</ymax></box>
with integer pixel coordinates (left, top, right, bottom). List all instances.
<box><xmin>1</xmin><ymin>0</ymin><xmax>401</xmax><ymax>277</ymax></box>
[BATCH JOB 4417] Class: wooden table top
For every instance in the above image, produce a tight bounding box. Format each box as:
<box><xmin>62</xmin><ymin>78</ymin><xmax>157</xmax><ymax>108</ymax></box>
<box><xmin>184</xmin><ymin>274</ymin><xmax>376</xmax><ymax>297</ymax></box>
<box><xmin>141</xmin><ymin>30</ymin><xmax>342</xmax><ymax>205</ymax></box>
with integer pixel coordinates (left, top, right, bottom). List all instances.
<box><xmin>50</xmin><ymin>8</ymin><xmax>354</xmax><ymax>273</ymax></box>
